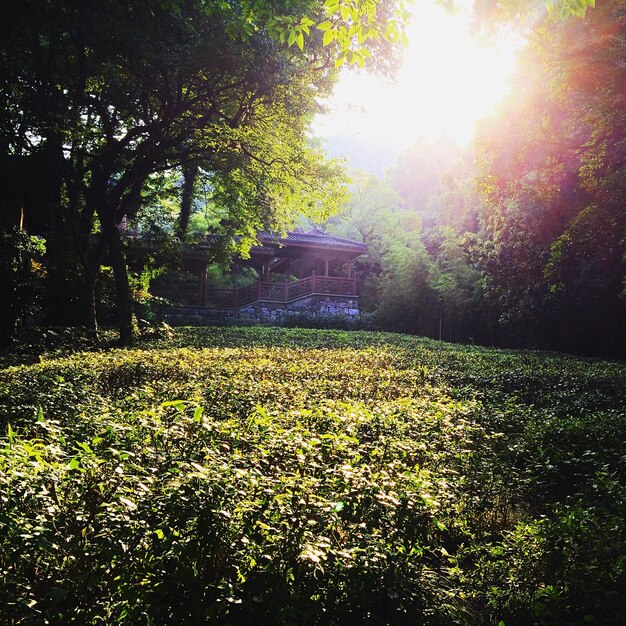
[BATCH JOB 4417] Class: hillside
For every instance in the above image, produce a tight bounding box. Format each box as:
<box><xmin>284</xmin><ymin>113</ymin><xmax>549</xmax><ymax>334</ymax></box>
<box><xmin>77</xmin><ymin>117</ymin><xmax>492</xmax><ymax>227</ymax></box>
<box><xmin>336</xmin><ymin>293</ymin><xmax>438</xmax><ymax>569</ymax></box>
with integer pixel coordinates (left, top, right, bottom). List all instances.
<box><xmin>1</xmin><ymin>327</ymin><xmax>625</xmax><ymax>625</ymax></box>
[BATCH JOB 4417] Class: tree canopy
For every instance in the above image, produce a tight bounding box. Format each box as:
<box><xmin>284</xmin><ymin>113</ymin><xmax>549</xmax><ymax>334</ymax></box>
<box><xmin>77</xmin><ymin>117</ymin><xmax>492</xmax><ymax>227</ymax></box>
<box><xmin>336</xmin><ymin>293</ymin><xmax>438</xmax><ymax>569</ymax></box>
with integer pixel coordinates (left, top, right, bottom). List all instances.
<box><xmin>476</xmin><ymin>0</ymin><xmax>626</xmax><ymax>352</ymax></box>
<box><xmin>320</xmin><ymin>0</ymin><xmax>625</xmax><ymax>355</ymax></box>
<box><xmin>1</xmin><ymin>0</ymin><xmax>398</xmax><ymax>341</ymax></box>
<box><xmin>0</xmin><ymin>0</ymin><xmax>618</xmax><ymax>348</ymax></box>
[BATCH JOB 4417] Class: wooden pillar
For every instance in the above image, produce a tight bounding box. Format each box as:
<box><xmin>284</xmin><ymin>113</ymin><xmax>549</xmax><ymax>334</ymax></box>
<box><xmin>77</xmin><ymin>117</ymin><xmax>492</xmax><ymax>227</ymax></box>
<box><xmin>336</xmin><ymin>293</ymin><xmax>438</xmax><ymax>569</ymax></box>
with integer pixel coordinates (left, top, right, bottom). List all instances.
<box><xmin>284</xmin><ymin>278</ymin><xmax>289</xmax><ymax>302</ymax></box>
<box><xmin>261</xmin><ymin>263</ymin><xmax>268</xmax><ymax>282</ymax></box>
<box><xmin>199</xmin><ymin>266</ymin><xmax>207</xmax><ymax>305</ymax></box>
<box><xmin>312</xmin><ymin>270</ymin><xmax>316</xmax><ymax>294</ymax></box>
<box><xmin>346</xmin><ymin>257</ymin><xmax>352</xmax><ymax>278</ymax></box>
<box><xmin>324</xmin><ymin>258</ymin><xmax>329</xmax><ymax>277</ymax></box>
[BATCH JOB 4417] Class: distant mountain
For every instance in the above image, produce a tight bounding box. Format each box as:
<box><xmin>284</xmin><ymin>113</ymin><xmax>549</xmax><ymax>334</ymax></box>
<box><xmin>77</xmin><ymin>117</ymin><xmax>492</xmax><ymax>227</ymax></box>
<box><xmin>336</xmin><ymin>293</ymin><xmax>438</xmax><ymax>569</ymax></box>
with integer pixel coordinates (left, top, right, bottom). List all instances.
<box><xmin>318</xmin><ymin>135</ymin><xmax>405</xmax><ymax>177</ymax></box>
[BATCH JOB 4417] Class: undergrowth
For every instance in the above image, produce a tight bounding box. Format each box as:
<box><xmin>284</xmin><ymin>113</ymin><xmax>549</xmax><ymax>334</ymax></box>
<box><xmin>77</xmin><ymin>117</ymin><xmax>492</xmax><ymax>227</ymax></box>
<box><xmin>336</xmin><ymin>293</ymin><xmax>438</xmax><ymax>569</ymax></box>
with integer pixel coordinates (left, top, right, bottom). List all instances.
<box><xmin>1</xmin><ymin>327</ymin><xmax>624</xmax><ymax>625</ymax></box>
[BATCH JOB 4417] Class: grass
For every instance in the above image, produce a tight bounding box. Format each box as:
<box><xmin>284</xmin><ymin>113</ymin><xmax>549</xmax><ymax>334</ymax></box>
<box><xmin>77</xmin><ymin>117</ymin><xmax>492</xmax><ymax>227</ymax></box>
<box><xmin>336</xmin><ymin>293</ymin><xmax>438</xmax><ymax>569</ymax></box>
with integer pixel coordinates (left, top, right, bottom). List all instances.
<box><xmin>1</xmin><ymin>326</ymin><xmax>625</xmax><ymax>625</ymax></box>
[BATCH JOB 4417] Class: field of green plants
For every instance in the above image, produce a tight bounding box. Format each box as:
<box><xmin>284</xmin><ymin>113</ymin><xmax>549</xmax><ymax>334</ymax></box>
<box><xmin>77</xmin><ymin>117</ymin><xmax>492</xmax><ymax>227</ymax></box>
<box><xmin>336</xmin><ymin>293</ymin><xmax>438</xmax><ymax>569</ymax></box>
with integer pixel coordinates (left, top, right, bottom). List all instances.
<box><xmin>1</xmin><ymin>327</ymin><xmax>625</xmax><ymax>625</ymax></box>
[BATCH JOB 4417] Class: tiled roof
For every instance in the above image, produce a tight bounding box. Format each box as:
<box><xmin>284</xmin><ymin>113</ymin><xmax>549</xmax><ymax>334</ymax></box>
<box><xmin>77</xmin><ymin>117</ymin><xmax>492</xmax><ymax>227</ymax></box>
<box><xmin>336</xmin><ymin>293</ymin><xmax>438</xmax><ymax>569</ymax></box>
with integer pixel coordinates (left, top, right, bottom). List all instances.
<box><xmin>258</xmin><ymin>227</ymin><xmax>367</xmax><ymax>253</ymax></box>
<box><xmin>198</xmin><ymin>227</ymin><xmax>367</xmax><ymax>255</ymax></box>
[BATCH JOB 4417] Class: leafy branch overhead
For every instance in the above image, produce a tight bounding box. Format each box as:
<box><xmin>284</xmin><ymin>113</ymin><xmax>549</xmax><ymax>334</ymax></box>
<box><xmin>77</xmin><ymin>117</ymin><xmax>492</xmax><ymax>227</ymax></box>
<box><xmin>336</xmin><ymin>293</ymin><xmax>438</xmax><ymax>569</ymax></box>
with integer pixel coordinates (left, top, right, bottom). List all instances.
<box><xmin>268</xmin><ymin>0</ymin><xmax>409</xmax><ymax>68</ymax></box>
<box><xmin>267</xmin><ymin>0</ymin><xmax>598</xmax><ymax>68</ymax></box>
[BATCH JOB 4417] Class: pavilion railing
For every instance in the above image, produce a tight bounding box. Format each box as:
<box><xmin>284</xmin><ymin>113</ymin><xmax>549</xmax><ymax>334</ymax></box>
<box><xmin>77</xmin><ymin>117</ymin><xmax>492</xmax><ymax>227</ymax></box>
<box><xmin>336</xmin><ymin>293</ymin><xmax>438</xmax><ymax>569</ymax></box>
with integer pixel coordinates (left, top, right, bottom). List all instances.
<box><xmin>203</xmin><ymin>273</ymin><xmax>356</xmax><ymax>308</ymax></box>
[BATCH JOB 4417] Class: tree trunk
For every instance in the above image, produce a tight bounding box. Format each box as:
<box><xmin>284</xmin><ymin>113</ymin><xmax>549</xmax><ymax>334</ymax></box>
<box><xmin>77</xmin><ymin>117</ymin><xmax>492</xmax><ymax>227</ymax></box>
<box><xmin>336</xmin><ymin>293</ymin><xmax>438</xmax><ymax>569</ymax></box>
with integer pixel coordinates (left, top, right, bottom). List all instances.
<box><xmin>107</xmin><ymin>223</ymin><xmax>134</xmax><ymax>343</ymax></box>
<box><xmin>177</xmin><ymin>163</ymin><xmax>198</xmax><ymax>242</ymax></box>
<box><xmin>97</xmin><ymin>196</ymin><xmax>134</xmax><ymax>343</ymax></box>
<box><xmin>81</xmin><ymin>234</ymin><xmax>108</xmax><ymax>331</ymax></box>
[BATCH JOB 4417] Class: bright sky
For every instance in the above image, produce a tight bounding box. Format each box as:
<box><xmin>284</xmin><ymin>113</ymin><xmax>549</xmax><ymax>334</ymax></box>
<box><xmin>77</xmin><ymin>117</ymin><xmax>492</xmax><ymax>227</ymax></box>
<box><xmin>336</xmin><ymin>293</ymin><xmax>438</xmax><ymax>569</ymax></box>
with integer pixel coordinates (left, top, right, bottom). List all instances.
<box><xmin>312</xmin><ymin>1</ymin><xmax>522</xmax><ymax>163</ymax></box>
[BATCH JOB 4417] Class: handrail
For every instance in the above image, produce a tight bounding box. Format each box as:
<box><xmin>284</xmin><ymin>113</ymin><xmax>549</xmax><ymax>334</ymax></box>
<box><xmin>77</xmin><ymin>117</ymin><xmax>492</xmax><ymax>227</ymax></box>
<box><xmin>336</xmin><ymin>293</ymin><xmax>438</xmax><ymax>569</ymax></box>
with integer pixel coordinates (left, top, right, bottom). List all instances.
<box><xmin>287</xmin><ymin>276</ymin><xmax>313</xmax><ymax>288</ymax></box>
<box><xmin>204</xmin><ymin>274</ymin><xmax>357</xmax><ymax>307</ymax></box>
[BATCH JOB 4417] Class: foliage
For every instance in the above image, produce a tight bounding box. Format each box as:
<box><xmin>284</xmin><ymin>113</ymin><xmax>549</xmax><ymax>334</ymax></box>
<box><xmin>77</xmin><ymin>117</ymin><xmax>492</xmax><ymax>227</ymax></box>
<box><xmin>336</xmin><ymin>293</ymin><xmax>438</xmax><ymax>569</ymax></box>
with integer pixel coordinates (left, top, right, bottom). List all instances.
<box><xmin>333</xmin><ymin>0</ymin><xmax>626</xmax><ymax>357</ymax></box>
<box><xmin>1</xmin><ymin>326</ymin><xmax>624</xmax><ymax>624</ymax></box>
<box><xmin>281</xmin><ymin>311</ymin><xmax>379</xmax><ymax>330</ymax></box>
<box><xmin>0</xmin><ymin>0</ymin><xmax>364</xmax><ymax>340</ymax></box>
<box><xmin>327</xmin><ymin>158</ymin><xmax>489</xmax><ymax>344</ymax></box>
<box><xmin>268</xmin><ymin>0</ymin><xmax>408</xmax><ymax>69</ymax></box>
<box><xmin>270</xmin><ymin>0</ymin><xmax>597</xmax><ymax>67</ymax></box>
<box><xmin>0</xmin><ymin>228</ymin><xmax>46</xmax><ymax>345</ymax></box>
<box><xmin>475</xmin><ymin>0</ymin><xmax>626</xmax><ymax>355</ymax></box>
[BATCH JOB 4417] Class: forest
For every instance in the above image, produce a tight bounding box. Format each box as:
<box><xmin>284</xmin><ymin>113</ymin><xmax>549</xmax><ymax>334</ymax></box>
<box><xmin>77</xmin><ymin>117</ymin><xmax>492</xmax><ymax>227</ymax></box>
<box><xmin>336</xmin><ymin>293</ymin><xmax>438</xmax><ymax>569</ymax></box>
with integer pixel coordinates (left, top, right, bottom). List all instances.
<box><xmin>327</xmin><ymin>0</ymin><xmax>626</xmax><ymax>356</ymax></box>
<box><xmin>1</xmin><ymin>0</ymin><xmax>623</xmax><ymax>356</ymax></box>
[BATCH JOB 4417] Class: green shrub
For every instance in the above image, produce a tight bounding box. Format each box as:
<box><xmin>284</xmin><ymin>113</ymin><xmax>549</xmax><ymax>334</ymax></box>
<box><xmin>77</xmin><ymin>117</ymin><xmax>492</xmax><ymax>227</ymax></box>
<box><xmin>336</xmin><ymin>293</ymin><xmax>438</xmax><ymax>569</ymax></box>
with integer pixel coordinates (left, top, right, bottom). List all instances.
<box><xmin>0</xmin><ymin>327</ymin><xmax>624</xmax><ymax>624</ymax></box>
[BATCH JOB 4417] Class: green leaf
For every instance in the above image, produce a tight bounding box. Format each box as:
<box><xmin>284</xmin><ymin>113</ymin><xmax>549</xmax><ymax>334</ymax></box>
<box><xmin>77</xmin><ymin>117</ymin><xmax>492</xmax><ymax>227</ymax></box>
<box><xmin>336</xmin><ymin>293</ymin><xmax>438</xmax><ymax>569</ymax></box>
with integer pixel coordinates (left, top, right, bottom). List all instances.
<box><xmin>317</xmin><ymin>21</ymin><xmax>333</xmax><ymax>31</ymax></box>
<box><xmin>323</xmin><ymin>29</ymin><xmax>335</xmax><ymax>45</ymax></box>
<box><xmin>119</xmin><ymin>496</ymin><xmax>137</xmax><ymax>510</ymax></box>
<box><xmin>161</xmin><ymin>399</ymin><xmax>186</xmax><ymax>411</ymax></box>
<box><xmin>68</xmin><ymin>457</ymin><xmax>80</xmax><ymax>470</ymax></box>
<box><xmin>296</xmin><ymin>31</ymin><xmax>304</xmax><ymax>51</ymax></box>
<box><xmin>287</xmin><ymin>29</ymin><xmax>296</xmax><ymax>46</ymax></box>
<box><xmin>193</xmin><ymin>406</ymin><xmax>205</xmax><ymax>423</ymax></box>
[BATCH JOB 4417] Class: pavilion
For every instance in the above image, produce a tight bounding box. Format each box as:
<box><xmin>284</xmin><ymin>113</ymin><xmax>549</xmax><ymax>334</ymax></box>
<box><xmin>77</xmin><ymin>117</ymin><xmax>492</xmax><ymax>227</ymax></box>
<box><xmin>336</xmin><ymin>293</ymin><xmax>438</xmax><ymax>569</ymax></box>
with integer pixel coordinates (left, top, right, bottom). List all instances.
<box><xmin>154</xmin><ymin>227</ymin><xmax>368</xmax><ymax>311</ymax></box>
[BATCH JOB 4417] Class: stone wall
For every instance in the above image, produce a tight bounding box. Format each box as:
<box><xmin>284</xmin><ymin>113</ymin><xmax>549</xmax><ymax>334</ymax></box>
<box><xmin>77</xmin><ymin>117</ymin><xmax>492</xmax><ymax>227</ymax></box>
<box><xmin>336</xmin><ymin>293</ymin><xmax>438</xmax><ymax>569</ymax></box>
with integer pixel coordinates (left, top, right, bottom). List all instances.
<box><xmin>160</xmin><ymin>295</ymin><xmax>360</xmax><ymax>326</ymax></box>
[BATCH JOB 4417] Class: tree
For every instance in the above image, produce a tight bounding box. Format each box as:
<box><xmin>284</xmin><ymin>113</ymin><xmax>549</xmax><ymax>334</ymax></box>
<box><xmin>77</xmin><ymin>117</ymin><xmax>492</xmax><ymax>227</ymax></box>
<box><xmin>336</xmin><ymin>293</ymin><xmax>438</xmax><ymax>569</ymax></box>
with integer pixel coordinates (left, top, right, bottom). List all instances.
<box><xmin>326</xmin><ymin>170</ymin><xmax>405</xmax><ymax>312</ymax></box>
<box><xmin>1</xmin><ymin>0</ymin><xmax>370</xmax><ymax>340</ymax></box>
<box><xmin>0</xmin><ymin>0</ymin><xmax>598</xmax><ymax>342</ymax></box>
<box><xmin>0</xmin><ymin>229</ymin><xmax>45</xmax><ymax>346</ymax></box>
<box><xmin>476</xmin><ymin>0</ymin><xmax>626</xmax><ymax>354</ymax></box>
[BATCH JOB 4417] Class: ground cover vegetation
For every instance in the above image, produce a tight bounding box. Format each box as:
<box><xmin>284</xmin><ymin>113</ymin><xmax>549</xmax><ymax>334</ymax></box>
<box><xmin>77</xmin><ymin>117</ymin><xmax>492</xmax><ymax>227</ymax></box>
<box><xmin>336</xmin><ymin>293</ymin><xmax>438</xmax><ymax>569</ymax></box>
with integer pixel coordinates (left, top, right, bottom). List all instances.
<box><xmin>1</xmin><ymin>326</ymin><xmax>624</xmax><ymax>625</ymax></box>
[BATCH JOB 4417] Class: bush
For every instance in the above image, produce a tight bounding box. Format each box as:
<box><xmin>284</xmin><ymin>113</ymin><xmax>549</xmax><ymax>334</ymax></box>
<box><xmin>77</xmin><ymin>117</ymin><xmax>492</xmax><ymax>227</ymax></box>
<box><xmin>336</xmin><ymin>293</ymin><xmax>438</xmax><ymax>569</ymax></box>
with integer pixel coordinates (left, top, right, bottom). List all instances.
<box><xmin>282</xmin><ymin>311</ymin><xmax>381</xmax><ymax>331</ymax></box>
<box><xmin>1</xmin><ymin>327</ymin><xmax>624</xmax><ymax>624</ymax></box>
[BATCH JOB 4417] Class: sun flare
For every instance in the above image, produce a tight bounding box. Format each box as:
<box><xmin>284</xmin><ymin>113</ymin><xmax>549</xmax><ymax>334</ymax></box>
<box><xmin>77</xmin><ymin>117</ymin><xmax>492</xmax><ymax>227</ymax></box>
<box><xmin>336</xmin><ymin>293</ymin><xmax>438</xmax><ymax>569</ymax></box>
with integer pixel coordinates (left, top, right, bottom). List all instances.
<box><xmin>313</xmin><ymin>2</ymin><xmax>521</xmax><ymax>157</ymax></box>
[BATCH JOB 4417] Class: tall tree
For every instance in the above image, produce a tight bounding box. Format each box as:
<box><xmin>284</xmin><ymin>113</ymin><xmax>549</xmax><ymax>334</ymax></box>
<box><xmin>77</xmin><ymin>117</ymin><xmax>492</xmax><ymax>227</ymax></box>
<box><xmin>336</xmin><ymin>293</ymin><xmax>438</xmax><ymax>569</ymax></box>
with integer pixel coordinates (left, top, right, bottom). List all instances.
<box><xmin>476</xmin><ymin>0</ymin><xmax>626</xmax><ymax>354</ymax></box>
<box><xmin>1</xmin><ymin>0</ymin><xmax>377</xmax><ymax>340</ymax></box>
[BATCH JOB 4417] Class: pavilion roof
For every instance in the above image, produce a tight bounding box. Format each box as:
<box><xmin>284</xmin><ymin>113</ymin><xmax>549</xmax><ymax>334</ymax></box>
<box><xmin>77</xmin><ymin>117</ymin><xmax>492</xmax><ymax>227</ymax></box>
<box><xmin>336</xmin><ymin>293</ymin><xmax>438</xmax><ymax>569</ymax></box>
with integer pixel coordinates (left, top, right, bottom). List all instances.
<box><xmin>255</xmin><ymin>227</ymin><xmax>367</xmax><ymax>254</ymax></box>
<box><xmin>193</xmin><ymin>227</ymin><xmax>367</xmax><ymax>261</ymax></box>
